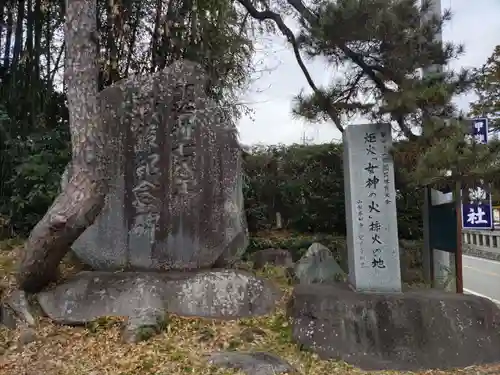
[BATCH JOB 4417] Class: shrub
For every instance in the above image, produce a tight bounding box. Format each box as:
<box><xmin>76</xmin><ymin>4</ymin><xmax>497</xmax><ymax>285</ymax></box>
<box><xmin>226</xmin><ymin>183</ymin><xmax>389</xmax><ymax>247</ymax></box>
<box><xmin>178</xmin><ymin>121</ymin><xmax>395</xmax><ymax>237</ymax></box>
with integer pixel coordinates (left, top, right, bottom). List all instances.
<box><xmin>243</xmin><ymin>143</ymin><xmax>423</xmax><ymax>239</ymax></box>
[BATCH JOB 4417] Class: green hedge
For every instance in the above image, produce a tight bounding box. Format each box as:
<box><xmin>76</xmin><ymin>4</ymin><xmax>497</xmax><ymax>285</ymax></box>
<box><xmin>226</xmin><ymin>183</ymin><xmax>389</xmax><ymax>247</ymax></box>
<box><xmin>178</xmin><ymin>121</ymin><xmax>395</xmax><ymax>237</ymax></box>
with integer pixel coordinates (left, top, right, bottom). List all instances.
<box><xmin>0</xmin><ymin>139</ymin><xmax>423</xmax><ymax>243</ymax></box>
<box><xmin>243</xmin><ymin>143</ymin><xmax>423</xmax><ymax>240</ymax></box>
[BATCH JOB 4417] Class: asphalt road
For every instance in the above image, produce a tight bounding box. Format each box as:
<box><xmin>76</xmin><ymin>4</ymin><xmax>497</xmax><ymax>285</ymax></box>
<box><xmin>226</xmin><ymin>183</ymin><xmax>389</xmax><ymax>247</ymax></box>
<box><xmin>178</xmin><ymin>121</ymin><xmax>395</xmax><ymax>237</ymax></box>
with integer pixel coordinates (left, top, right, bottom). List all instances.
<box><xmin>463</xmin><ymin>254</ymin><xmax>500</xmax><ymax>304</ymax></box>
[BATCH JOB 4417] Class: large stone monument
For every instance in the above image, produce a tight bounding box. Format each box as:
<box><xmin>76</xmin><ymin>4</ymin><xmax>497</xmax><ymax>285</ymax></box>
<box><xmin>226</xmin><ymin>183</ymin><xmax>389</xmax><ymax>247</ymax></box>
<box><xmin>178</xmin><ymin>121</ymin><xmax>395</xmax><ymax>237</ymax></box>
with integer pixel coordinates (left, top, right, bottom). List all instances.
<box><xmin>63</xmin><ymin>61</ymin><xmax>248</xmax><ymax>270</ymax></box>
<box><xmin>30</xmin><ymin>60</ymin><xmax>282</xmax><ymax>340</ymax></box>
<box><xmin>343</xmin><ymin>123</ymin><xmax>401</xmax><ymax>292</ymax></box>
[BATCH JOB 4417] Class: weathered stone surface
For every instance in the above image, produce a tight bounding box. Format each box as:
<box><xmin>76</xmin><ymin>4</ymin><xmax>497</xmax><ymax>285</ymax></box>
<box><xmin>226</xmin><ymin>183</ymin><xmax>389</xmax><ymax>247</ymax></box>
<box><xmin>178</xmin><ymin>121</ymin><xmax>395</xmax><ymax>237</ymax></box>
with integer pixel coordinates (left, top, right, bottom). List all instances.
<box><xmin>0</xmin><ymin>304</ymin><xmax>17</xmax><ymax>329</ymax></box>
<box><xmin>2</xmin><ymin>290</ymin><xmax>37</xmax><ymax>327</ymax></box>
<box><xmin>122</xmin><ymin>309</ymin><xmax>166</xmax><ymax>343</ymax></box>
<box><xmin>18</xmin><ymin>327</ymin><xmax>37</xmax><ymax>346</ymax></box>
<box><xmin>67</xmin><ymin>60</ymin><xmax>248</xmax><ymax>271</ymax></box>
<box><xmin>37</xmin><ymin>270</ymin><xmax>282</xmax><ymax>324</ymax></box>
<box><xmin>0</xmin><ymin>290</ymin><xmax>40</xmax><ymax>329</ymax></box>
<box><xmin>252</xmin><ymin>249</ymin><xmax>293</xmax><ymax>270</ymax></box>
<box><xmin>288</xmin><ymin>283</ymin><xmax>500</xmax><ymax>371</ymax></box>
<box><xmin>208</xmin><ymin>352</ymin><xmax>297</xmax><ymax>375</ymax></box>
<box><xmin>294</xmin><ymin>243</ymin><xmax>345</xmax><ymax>284</ymax></box>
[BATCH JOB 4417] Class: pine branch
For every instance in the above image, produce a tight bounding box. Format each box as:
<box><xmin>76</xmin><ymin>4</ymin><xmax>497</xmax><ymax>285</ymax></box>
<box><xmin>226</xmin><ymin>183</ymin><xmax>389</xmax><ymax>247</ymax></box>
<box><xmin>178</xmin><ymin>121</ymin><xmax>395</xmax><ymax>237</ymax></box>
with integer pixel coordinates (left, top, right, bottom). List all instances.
<box><xmin>236</xmin><ymin>0</ymin><xmax>344</xmax><ymax>132</ymax></box>
<box><xmin>285</xmin><ymin>0</ymin><xmax>418</xmax><ymax>140</ymax></box>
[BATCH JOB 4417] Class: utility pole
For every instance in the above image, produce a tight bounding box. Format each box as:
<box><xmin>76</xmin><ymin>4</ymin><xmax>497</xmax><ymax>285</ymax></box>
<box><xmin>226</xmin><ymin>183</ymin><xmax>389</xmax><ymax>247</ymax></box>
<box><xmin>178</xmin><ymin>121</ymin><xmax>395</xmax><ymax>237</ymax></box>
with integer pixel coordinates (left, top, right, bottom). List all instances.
<box><xmin>301</xmin><ymin>130</ymin><xmax>314</xmax><ymax>145</ymax></box>
<box><xmin>421</xmin><ymin>0</ymin><xmax>443</xmax><ymax>286</ymax></box>
<box><xmin>421</xmin><ymin>0</ymin><xmax>463</xmax><ymax>294</ymax></box>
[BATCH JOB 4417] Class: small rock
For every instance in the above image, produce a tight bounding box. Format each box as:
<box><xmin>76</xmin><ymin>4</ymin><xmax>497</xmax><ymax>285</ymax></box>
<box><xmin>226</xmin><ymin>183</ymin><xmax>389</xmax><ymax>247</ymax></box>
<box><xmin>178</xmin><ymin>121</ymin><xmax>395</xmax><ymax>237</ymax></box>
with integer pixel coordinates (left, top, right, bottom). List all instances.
<box><xmin>18</xmin><ymin>327</ymin><xmax>37</xmax><ymax>345</ymax></box>
<box><xmin>253</xmin><ymin>249</ymin><xmax>294</xmax><ymax>270</ymax></box>
<box><xmin>122</xmin><ymin>325</ymin><xmax>159</xmax><ymax>343</ymax></box>
<box><xmin>198</xmin><ymin>327</ymin><xmax>216</xmax><ymax>342</ymax></box>
<box><xmin>285</xmin><ymin>267</ymin><xmax>297</xmax><ymax>283</ymax></box>
<box><xmin>5</xmin><ymin>290</ymin><xmax>37</xmax><ymax>326</ymax></box>
<box><xmin>294</xmin><ymin>243</ymin><xmax>345</xmax><ymax>284</ymax></box>
<box><xmin>122</xmin><ymin>309</ymin><xmax>166</xmax><ymax>343</ymax></box>
<box><xmin>0</xmin><ymin>304</ymin><xmax>18</xmax><ymax>329</ymax></box>
<box><xmin>240</xmin><ymin>327</ymin><xmax>266</xmax><ymax>342</ymax></box>
<box><xmin>231</xmin><ymin>260</ymin><xmax>253</xmax><ymax>271</ymax></box>
<box><xmin>208</xmin><ymin>351</ymin><xmax>297</xmax><ymax>375</ymax></box>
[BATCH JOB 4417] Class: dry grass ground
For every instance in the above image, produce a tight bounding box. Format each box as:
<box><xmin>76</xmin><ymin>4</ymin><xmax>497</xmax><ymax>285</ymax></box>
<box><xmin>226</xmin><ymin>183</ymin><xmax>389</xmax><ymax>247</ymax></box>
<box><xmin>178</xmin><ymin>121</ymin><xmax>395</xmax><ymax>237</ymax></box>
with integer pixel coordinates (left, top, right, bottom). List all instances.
<box><xmin>0</xmin><ymin>241</ymin><xmax>499</xmax><ymax>375</ymax></box>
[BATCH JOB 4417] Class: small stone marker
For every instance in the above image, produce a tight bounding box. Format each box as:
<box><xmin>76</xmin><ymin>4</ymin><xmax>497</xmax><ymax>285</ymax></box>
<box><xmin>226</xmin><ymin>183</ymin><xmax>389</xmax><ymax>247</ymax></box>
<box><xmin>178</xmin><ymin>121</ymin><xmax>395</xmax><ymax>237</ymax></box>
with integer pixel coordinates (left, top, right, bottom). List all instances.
<box><xmin>343</xmin><ymin>123</ymin><xmax>401</xmax><ymax>292</ymax></box>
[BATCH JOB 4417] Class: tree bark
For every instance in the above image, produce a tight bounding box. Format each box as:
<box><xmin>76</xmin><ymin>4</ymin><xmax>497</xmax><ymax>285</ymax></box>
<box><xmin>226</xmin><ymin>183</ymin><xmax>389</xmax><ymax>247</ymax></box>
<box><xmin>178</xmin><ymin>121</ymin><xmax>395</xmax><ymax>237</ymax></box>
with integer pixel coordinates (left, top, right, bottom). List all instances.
<box><xmin>33</xmin><ymin>0</ymin><xmax>42</xmax><ymax>80</ymax></box>
<box><xmin>106</xmin><ymin>0</ymin><xmax>120</xmax><ymax>83</ymax></box>
<box><xmin>3</xmin><ymin>4</ymin><xmax>13</xmax><ymax>70</ymax></box>
<box><xmin>124</xmin><ymin>0</ymin><xmax>141</xmax><ymax>75</ymax></box>
<box><xmin>17</xmin><ymin>0</ymin><xmax>108</xmax><ymax>293</ymax></box>
<box><xmin>12</xmin><ymin>0</ymin><xmax>25</xmax><ymax>67</ymax></box>
<box><xmin>0</xmin><ymin>5</ymin><xmax>4</xmax><ymax>55</ymax></box>
<box><xmin>151</xmin><ymin>0</ymin><xmax>162</xmax><ymax>71</ymax></box>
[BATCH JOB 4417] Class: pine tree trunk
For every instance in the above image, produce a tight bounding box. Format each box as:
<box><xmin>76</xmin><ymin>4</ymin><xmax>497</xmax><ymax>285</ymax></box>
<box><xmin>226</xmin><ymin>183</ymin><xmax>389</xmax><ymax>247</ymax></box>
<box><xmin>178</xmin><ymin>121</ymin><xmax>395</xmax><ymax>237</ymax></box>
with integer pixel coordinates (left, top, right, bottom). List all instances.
<box><xmin>17</xmin><ymin>0</ymin><xmax>108</xmax><ymax>293</ymax></box>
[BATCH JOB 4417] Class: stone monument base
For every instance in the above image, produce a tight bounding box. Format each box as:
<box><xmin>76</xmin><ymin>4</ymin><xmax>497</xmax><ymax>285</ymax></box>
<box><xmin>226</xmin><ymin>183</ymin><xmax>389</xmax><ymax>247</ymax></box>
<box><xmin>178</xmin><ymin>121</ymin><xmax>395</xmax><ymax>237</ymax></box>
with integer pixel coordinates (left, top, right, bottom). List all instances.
<box><xmin>35</xmin><ymin>270</ymin><xmax>282</xmax><ymax>341</ymax></box>
<box><xmin>287</xmin><ymin>283</ymin><xmax>500</xmax><ymax>371</ymax></box>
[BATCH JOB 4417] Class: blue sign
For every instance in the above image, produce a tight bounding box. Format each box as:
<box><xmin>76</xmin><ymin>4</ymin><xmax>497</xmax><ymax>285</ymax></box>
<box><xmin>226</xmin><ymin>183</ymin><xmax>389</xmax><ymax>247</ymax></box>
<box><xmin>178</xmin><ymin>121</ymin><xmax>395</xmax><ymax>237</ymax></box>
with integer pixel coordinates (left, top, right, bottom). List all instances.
<box><xmin>462</xmin><ymin>203</ymin><xmax>493</xmax><ymax>229</ymax></box>
<box><xmin>472</xmin><ymin>118</ymin><xmax>489</xmax><ymax>144</ymax></box>
<box><xmin>461</xmin><ymin>117</ymin><xmax>493</xmax><ymax>230</ymax></box>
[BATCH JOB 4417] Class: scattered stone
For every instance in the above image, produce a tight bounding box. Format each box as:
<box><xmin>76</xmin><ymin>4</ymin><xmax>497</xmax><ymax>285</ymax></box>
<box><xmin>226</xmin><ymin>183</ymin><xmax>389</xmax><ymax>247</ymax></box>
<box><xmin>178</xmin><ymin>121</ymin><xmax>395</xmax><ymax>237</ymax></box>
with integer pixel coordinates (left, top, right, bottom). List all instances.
<box><xmin>122</xmin><ymin>309</ymin><xmax>166</xmax><ymax>343</ymax></box>
<box><xmin>37</xmin><ymin>270</ymin><xmax>282</xmax><ymax>325</ymax></box>
<box><xmin>231</xmin><ymin>260</ymin><xmax>253</xmax><ymax>271</ymax></box>
<box><xmin>0</xmin><ymin>304</ymin><xmax>18</xmax><ymax>329</ymax></box>
<box><xmin>288</xmin><ymin>283</ymin><xmax>500</xmax><ymax>371</ymax></box>
<box><xmin>1</xmin><ymin>290</ymin><xmax>37</xmax><ymax>328</ymax></box>
<box><xmin>18</xmin><ymin>327</ymin><xmax>37</xmax><ymax>346</ymax></box>
<box><xmin>198</xmin><ymin>327</ymin><xmax>216</xmax><ymax>342</ymax></box>
<box><xmin>240</xmin><ymin>327</ymin><xmax>267</xmax><ymax>343</ymax></box>
<box><xmin>252</xmin><ymin>249</ymin><xmax>293</xmax><ymax>270</ymax></box>
<box><xmin>208</xmin><ymin>351</ymin><xmax>297</xmax><ymax>375</ymax></box>
<box><xmin>294</xmin><ymin>243</ymin><xmax>345</xmax><ymax>284</ymax></box>
<box><xmin>284</xmin><ymin>267</ymin><xmax>297</xmax><ymax>283</ymax></box>
<box><xmin>69</xmin><ymin>60</ymin><xmax>248</xmax><ymax>271</ymax></box>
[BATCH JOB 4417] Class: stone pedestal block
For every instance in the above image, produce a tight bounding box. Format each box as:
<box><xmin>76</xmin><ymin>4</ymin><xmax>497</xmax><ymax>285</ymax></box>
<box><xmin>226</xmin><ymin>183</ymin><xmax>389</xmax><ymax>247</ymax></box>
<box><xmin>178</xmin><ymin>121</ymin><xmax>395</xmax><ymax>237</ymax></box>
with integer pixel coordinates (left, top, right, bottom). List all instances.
<box><xmin>287</xmin><ymin>283</ymin><xmax>500</xmax><ymax>370</ymax></box>
<box><xmin>37</xmin><ymin>270</ymin><xmax>282</xmax><ymax>324</ymax></box>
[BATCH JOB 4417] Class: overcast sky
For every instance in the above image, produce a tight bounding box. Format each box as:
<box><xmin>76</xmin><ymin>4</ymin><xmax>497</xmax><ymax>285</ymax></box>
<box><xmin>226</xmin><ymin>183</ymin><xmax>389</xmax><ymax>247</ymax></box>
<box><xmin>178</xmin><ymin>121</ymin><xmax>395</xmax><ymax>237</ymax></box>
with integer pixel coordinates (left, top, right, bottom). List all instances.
<box><xmin>237</xmin><ymin>0</ymin><xmax>500</xmax><ymax>146</ymax></box>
